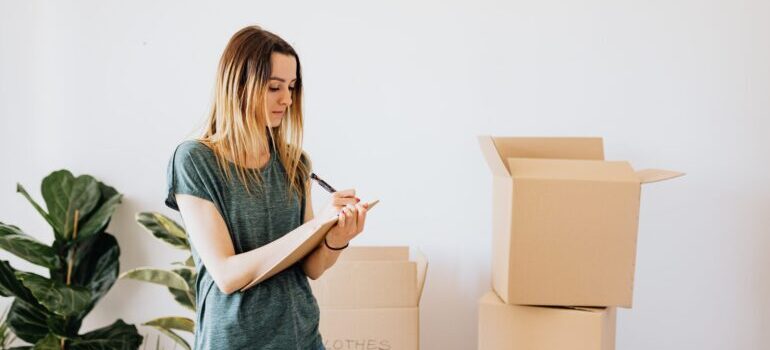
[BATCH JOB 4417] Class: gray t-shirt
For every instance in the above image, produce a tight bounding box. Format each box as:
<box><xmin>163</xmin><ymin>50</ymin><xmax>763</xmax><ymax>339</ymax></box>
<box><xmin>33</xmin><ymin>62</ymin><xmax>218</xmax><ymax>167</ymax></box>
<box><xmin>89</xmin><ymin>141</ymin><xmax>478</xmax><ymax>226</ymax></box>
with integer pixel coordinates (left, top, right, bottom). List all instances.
<box><xmin>165</xmin><ymin>140</ymin><xmax>322</xmax><ymax>349</ymax></box>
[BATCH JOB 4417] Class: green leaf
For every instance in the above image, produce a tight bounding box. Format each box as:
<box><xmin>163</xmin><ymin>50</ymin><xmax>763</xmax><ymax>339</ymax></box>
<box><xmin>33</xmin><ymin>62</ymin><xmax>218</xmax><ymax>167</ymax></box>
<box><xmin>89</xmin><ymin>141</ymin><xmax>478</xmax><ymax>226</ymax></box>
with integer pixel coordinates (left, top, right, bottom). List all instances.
<box><xmin>185</xmin><ymin>255</ymin><xmax>194</xmax><ymax>267</ymax></box>
<box><xmin>146</xmin><ymin>326</ymin><xmax>191</xmax><ymax>350</ymax></box>
<box><xmin>171</xmin><ymin>255</ymin><xmax>195</xmax><ymax>268</ymax></box>
<box><xmin>68</xmin><ymin>319</ymin><xmax>143</xmax><ymax>350</ymax></box>
<box><xmin>135</xmin><ymin>212</ymin><xmax>189</xmax><ymax>250</ymax></box>
<box><xmin>32</xmin><ymin>333</ymin><xmax>59</xmax><ymax>350</ymax></box>
<box><xmin>143</xmin><ymin>316</ymin><xmax>194</xmax><ymax>333</ymax></box>
<box><xmin>0</xmin><ymin>223</ymin><xmax>61</xmax><ymax>269</ymax></box>
<box><xmin>16</xmin><ymin>272</ymin><xmax>91</xmax><ymax>317</ymax></box>
<box><xmin>7</xmin><ymin>299</ymin><xmax>49</xmax><ymax>344</ymax></box>
<box><xmin>16</xmin><ymin>184</ymin><xmax>59</xmax><ymax>238</ymax></box>
<box><xmin>0</xmin><ymin>260</ymin><xmax>38</xmax><ymax>305</ymax></box>
<box><xmin>41</xmin><ymin>170</ymin><xmax>101</xmax><ymax>240</ymax></box>
<box><xmin>119</xmin><ymin>268</ymin><xmax>189</xmax><ymax>291</ymax></box>
<box><xmin>96</xmin><ymin>182</ymin><xmax>118</xmax><ymax>200</ymax></box>
<box><xmin>0</xmin><ymin>265</ymin><xmax>71</xmax><ymax>339</ymax></box>
<box><xmin>168</xmin><ymin>288</ymin><xmax>195</xmax><ymax>312</ymax></box>
<box><xmin>70</xmin><ymin>232</ymin><xmax>120</xmax><ymax>318</ymax></box>
<box><xmin>39</xmin><ymin>171</ymin><xmax>75</xmax><ymax>239</ymax></box>
<box><xmin>44</xmin><ymin>314</ymin><xmax>71</xmax><ymax>338</ymax></box>
<box><xmin>76</xmin><ymin>193</ymin><xmax>122</xmax><ymax>243</ymax></box>
<box><xmin>174</xmin><ymin>267</ymin><xmax>195</xmax><ymax>292</ymax></box>
<box><xmin>168</xmin><ymin>267</ymin><xmax>195</xmax><ymax>310</ymax></box>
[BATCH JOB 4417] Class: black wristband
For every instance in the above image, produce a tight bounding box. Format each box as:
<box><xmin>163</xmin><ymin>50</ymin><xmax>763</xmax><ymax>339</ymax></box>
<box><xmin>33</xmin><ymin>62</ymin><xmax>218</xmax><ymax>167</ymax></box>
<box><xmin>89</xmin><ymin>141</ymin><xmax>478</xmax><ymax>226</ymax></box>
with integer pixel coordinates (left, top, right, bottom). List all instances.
<box><xmin>324</xmin><ymin>237</ymin><xmax>348</xmax><ymax>251</ymax></box>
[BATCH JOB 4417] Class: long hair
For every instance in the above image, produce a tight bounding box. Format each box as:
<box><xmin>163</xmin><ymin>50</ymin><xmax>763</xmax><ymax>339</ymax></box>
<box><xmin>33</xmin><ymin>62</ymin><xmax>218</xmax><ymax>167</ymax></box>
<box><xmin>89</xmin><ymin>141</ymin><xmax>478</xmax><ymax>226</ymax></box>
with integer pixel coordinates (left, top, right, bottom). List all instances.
<box><xmin>199</xmin><ymin>25</ymin><xmax>310</xmax><ymax>200</ymax></box>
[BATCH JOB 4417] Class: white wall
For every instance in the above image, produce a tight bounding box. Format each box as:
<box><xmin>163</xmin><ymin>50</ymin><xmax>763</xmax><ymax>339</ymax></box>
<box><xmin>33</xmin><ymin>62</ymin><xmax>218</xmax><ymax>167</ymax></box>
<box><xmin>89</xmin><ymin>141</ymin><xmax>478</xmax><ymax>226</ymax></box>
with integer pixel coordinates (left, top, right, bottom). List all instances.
<box><xmin>1</xmin><ymin>0</ymin><xmax>768</xmax><ymax>349</ymax></box>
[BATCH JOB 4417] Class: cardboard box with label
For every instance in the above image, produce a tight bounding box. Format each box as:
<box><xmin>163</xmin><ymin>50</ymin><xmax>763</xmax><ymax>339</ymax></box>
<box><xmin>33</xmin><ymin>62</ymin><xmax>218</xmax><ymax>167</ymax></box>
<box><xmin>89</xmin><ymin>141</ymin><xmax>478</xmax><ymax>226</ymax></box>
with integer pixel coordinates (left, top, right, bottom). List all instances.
<box><xmin>310</xmin><ymin>246</ymin><xmax>428</xmax><ymax>350</ymax></box>
<box><xmin>478</xmin><ymin>136</ymin><xmax>683</xmax><ymax>307</ymax></box>
<box><xmin>478</xmin><ymin>291</ymin><xmax>616</xmax><ymax>350</ymax></box>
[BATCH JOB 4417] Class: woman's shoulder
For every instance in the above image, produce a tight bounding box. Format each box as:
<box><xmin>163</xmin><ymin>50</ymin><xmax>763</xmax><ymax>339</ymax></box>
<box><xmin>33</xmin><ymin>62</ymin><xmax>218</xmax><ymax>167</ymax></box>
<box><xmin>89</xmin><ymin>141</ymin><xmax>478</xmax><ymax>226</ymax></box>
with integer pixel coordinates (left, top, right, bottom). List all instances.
<box><xmin>168</xmin><ymin>139</ymin><xmax>221</xmax><ymax>176</ymax></box>
<box><xmin>173</xmin><ymin>139</ymin><xmax>216</xmax><ymax>160</ymax></box>
<box><xmin>165</xmin><ymin>140</ymin><xmax>219</xmax><ymax>210</ymax></box>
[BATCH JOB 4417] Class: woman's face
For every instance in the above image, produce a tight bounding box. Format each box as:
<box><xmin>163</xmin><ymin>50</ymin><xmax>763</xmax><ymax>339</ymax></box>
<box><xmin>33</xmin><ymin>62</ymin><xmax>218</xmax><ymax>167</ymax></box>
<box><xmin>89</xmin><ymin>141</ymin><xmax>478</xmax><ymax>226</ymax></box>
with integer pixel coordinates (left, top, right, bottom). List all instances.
<box><xmin>266</xmin><ymin>53</ymin><xmax>297</xmax><ymax>128</ymax></box>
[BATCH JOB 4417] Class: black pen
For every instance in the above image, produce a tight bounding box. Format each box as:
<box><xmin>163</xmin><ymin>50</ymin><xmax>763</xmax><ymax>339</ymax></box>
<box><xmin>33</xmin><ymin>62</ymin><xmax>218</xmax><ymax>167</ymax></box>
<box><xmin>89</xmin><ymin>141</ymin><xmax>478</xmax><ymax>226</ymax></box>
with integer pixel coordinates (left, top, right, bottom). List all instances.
<box><xmin>310</xmin><ymin>173</ymin><xmax>337</xmax><ymax>193</ymax></box>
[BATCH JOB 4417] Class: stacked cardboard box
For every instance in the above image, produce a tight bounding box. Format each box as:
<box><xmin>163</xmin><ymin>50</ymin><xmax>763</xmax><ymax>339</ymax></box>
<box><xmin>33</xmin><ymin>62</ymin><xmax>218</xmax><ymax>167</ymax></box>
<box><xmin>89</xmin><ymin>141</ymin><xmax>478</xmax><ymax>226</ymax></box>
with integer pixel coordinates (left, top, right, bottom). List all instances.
<box><xmin>477</xmin><ymin>136</ymin><xmax>682</xmax><ymax>349</ymax></box>
<box><xmin>479</xmin><ymin>292</ymin><xmax>616</xmax><ymax>350</ymax></box>
<box><xmin>309</xmin><ymin>246</ymin><xmax>428</xmax><ymax>350</ymax></box>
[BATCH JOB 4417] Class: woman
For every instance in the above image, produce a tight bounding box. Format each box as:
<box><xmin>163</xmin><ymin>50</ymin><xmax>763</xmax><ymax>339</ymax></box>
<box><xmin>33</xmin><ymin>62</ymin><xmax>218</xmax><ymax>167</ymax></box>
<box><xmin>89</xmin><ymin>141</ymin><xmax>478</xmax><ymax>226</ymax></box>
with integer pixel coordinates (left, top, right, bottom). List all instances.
<box><xmin>164</xmin><ymin>26</ymin><xmax>368</xmax><ymax>349</ymax></box>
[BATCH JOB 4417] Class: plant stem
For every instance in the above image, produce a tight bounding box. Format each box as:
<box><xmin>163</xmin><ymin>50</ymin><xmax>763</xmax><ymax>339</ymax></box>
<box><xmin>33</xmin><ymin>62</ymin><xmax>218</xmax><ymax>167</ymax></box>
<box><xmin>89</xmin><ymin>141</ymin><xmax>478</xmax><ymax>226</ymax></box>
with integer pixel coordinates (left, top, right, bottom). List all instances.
<box><xmin>62</xmin><ymin>209</ymin><xmax>79</xmax><ymax>350</ymax></box>
<box><xmin>66</xmin><ymin>210</ymin><xmax>80</xmax><ymax>285</ymax></box>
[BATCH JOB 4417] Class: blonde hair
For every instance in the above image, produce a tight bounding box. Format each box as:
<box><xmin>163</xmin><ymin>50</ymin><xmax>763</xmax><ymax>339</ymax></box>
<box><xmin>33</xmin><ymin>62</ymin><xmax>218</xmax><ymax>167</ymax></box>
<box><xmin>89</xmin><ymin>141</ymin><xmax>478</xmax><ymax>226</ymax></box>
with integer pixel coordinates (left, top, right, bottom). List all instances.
<box><xmin>199</xmin><ymin>25</ymin><xmax>310</xmax><ymax>199</ymax></box>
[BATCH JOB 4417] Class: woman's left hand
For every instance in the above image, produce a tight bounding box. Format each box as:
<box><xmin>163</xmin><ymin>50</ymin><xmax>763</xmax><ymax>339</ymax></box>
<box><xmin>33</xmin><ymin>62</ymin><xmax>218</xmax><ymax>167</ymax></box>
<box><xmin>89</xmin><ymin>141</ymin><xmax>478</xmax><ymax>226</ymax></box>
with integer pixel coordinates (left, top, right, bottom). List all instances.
<box><xmin>325</xmin><ymin>202</ymin><xmax>368</xmax><ymax>249</ymax></box>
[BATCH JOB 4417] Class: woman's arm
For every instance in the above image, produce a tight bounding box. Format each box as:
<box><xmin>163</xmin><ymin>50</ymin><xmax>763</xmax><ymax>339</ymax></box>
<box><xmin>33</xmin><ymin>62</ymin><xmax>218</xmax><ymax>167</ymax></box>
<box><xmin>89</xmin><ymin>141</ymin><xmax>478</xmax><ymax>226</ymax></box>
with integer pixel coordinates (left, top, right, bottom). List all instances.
<box><xmin>176</xmin><ymin>194</ymin><xmax>313</xmax><ymax>295</ymax></box>
<box><xmin>302</xmin><ymin>186</ymin><xmax>368</xmax><ymax>280</ymax></box>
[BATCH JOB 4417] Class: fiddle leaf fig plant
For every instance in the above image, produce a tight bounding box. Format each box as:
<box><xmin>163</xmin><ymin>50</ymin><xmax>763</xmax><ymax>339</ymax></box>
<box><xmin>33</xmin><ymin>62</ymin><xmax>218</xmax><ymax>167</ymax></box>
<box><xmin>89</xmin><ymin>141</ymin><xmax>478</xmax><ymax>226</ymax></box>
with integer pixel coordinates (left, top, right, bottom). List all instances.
<box><xmin>119</xmin><ymin>212</ymin><xmax>195</xmax><ymax>350</ymax></box>
<box><xmin>0</xmin><ymin>170</ymin><xmax>143</xmax><ymax>349</ymax></box>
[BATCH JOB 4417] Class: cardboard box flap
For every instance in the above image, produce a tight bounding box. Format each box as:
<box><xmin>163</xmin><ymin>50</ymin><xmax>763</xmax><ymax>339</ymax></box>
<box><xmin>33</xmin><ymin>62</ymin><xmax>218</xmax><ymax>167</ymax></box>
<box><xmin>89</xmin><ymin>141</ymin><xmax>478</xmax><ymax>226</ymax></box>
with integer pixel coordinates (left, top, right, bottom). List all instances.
<box><xmin>492</xmin><ymin>136</ymin><xmax>605</xmax><ymax>161</ymax></box>
<box><xmin>478</xmin><ymin>135</ymin><xmax>510</xmax><ymax>176</ymax></box>
<box><xmin>478</xmin><ymin>136</ymin><xmax>605</xmax><ymax>176</ymax></box>
<box><xmin>338</xmin><ymin>246</ymin><xmax>410</xmax><ymax>262</ymax></box>
<box><xmin>536</xmin><ymin>305</ymin><xmax>608</xmax><ymax>313</ymax></box>
<box><xmin>507</xmin><ymin>158</ymin><xmax>638</xmax><ymax>182</ymax></box>
<box><xmin>412</xmin><ymin>248</ymin><xmax>428</xmax><ymax>303</ymax></box>
<box><xmin>311</xmin><ymin>246</ymin><xmax>427</xmax><ymax>308</ymax></box>
<box><xmin>635</xmin><ymin>169</ymin><xmax>685</xmax><ymax>184</ymax></box>
<box><xmin>570</xmin><ymin>306</ymin><xmax>609</xmax><ymax>313</ymax></box>
<box><xmin>480</xmin><ymin>292</ymin><xmax>608</xmax><ymax>314</ymax></box>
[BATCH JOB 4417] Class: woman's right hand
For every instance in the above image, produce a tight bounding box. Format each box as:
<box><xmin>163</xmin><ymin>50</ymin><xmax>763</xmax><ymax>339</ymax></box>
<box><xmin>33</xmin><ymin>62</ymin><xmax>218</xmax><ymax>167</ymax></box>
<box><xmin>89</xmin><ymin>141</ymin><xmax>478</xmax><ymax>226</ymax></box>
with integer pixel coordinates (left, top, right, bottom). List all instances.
<box><xmin>320</xmin><ymin>188</ymin><xmax>359</xmax><ymax>217</ymax></box>
<box><xmin>322</xmin><ymin>189</ymin><xmax>368</xmax><ymax>249</ymax></box>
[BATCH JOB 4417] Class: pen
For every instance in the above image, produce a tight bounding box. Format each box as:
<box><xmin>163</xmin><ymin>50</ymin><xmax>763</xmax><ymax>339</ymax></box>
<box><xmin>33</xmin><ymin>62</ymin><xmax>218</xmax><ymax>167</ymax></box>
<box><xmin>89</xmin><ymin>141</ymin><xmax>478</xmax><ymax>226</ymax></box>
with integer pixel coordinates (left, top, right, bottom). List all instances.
<box><xmin>310</xmin><ymin>173</ymin><xmax>337</xmax><ymax>193</ymax></box>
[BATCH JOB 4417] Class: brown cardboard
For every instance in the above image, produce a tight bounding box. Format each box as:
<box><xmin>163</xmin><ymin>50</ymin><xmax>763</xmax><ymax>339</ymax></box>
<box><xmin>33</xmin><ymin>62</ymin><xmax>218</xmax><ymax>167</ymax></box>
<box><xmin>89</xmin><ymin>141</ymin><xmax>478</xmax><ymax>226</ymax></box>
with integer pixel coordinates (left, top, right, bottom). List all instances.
<box><xmin>483</xmin><ymin>137</ymin><xmax>605</xmax><ymax>166</ymax></box>
<box><xmin>479</xmin><ymin>136</ymin><xmax>683</xmax><ymax>307</ymax></box>
<box><xmin>319</xmin><ymin>308</ymin><xmax>418</xmax><ymax>350</ymax></box>
<box><xmin>636</xmin><ymin>168</ymin><xmax>685</xmax><ymax>184</ymax></box>
<box><xmin>478</xmin><ymin>291</ymin><xmax>616</xmax><ymax>350</ymax></box>
<box><xmin>310</xmin><ymin>246</ymin><xmax>427</xmax><ymax>350</ymax></box>
<box><xmin>240</xmin><ymin>200</ymin><xmax>379</xmax><ymax>291</ymax></box>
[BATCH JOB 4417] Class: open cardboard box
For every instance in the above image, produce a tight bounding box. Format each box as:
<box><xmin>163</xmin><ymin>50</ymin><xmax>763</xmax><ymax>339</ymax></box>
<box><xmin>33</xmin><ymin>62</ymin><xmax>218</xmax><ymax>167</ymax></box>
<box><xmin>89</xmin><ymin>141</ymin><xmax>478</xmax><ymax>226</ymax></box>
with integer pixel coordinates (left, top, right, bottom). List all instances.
<box><xmin>479</xmin><ymin>291</ymin><xmax>616</xmax><ymax>350</ymax></box>
<box><xmin>478</xmin><ymin>136</ymin><xmax>683</xmax><ymax>307</ymax></box>
<box><xmin>310</xmin><ymin>246</ymin><xmax>427</xmax><ymax>350</ymax></box>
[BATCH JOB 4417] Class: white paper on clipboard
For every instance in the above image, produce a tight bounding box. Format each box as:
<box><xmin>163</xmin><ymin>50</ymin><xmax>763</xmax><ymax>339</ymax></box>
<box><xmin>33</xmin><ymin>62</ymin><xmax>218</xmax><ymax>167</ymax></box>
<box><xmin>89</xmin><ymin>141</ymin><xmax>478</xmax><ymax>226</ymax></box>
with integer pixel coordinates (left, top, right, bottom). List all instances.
<box><xmin>240</xmin><ymin>200</ymin><xmax>379</xmax><ymax>291</ymax></box>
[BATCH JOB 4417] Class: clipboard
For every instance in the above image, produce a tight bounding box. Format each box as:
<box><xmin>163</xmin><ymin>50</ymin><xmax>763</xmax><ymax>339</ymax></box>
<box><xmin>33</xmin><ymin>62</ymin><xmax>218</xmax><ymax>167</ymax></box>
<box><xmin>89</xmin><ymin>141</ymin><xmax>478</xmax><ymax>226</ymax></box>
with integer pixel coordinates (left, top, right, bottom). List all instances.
<box><xmin>240</xmin><ymin>200</ymin><xmax>380</xmax><ymax>291</ymax></box>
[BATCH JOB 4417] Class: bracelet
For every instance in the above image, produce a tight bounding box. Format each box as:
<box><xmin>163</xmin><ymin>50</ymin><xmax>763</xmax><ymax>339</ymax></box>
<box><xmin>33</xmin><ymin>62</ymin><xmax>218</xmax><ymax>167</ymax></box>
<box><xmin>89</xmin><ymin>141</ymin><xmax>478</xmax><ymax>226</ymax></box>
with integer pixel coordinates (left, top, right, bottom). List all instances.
<box><xmin>324</xmin><ymin>237</ymin><xmax>349</xmax><ymax>251</ymax></box>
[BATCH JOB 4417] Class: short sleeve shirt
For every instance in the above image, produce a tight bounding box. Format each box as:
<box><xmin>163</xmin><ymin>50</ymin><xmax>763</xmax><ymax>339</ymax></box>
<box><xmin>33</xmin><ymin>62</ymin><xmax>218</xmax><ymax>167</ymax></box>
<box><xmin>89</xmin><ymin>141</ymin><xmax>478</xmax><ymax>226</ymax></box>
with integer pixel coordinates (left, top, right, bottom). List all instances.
<box><xmin>165</xmin><ymin>140</ymin><xmax>322</xmax><ymax>350</ymax></box>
